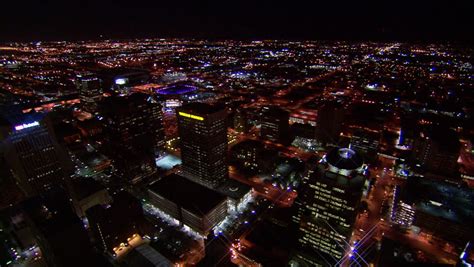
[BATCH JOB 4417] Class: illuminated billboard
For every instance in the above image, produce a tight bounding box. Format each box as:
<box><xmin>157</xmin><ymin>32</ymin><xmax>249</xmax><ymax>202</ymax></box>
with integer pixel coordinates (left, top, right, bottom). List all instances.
<box><xmin>14</xmin><ymin>121</ymin><xmax>40</xmax><ymax>131</ymax></box>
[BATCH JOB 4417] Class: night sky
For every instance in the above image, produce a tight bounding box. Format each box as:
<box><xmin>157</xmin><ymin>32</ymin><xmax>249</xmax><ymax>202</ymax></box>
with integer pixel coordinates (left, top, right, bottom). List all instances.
<box><xmin>1</xmin><ymin>0</ymin><xmax>473</xmax><ymax>42</ymax></box>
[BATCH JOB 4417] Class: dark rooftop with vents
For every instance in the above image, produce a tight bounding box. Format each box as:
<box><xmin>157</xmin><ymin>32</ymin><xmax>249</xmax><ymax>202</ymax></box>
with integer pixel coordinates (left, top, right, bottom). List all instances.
<box><xmin>148</xmin><ymin>174</ymin><xmax>227</xmax><ymax>215</ymax></box>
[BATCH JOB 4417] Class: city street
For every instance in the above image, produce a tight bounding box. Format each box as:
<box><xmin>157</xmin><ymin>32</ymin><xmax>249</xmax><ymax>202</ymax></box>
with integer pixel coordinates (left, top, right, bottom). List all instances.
<box><xmin>350</xmin><ymin>156</ymin><xmax>458</xmax><ymax>266</ymax></box>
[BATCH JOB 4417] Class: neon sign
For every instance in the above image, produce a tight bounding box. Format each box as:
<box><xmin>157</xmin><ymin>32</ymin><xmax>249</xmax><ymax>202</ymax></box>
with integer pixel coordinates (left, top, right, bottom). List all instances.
<box><xmin>14</xmin><ymin>121</ymin><xmax>40</xmax><ymax>131</ymax></box>
<box><xmin>178</xmin><ymin>112</ymin><xmax>204</xmax><ymax>121</ymax></box>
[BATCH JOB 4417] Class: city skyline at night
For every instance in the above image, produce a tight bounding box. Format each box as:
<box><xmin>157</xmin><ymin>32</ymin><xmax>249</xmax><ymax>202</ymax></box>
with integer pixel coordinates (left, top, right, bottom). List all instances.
<box><xmin>1</xmin><ymin>0</ymin><xmax>473</xmax><ymax>42</ymax></box>
<box><xmin>0</xmin><ymin>1</ymin><xmax>473</xmax><ymax>267</ymax></box>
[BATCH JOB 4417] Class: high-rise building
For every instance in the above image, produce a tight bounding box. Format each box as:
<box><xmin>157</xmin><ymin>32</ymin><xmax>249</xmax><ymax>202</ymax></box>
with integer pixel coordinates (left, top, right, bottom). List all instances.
<box><xmin>0</xmin><ymin>110</ymin><xmax>70</xmax><ymax>196</ymax></box>
<box><xmin>412</xmin><ymin>126</ymin><xmax>460</xmax><ymax>177</ymax></box>
<box><xmin>0</xmin><ymin>155</ymin><xmax>25</xmax><ymax>208</ymax></box>
<box><xmin>99</xmin><ymin>93</ymin><xmax>165</xmax><ymax>183</ymax></box>
<box><xmin>316</xmin><ymin>102</ymin><xmax>344</xmax><ymax>145</ymax></box>
<box><xmin>390</xmin><ymin>176</ymin><xmax>474</xmax><ymax>246</ymax></box>
<box><xmin>349</xmin><ymin>129</ymin><xmax>380</xmax><ymax>161</ymax></box>
<box><xmin>177</xmin><ymin>103</ymin><xmax>228</xmax><ymax>188</ymax></box>
<box><xmin>290</xmin><ymin>108</ymin><xmax>318</xmax><ymax>126</ymax></box>
<box><xmin>260</xmin><ymin>106</ymin><xmax>290</xmax><ymax>145</ymax></box>
<box><xmin>230</xmin><ymin>139</ymin><xmax>277</xmax><ymax>174</ymax></box>
<box><xmin>293</xmin><ymin>147</ymin><xmax>367</xmax><ymax>266</ymax></box>
<box><xmin>86</xmin><ymin>191</ymin><xmax>151</xmax><ymax>254</ymax></box>
<box><xmin>76</xmin><ymin>74</ymin><xmax>103</xmax><ymax>114</ymax></box>
<box><xmin>233</xmin><ymin>108</ymin><xmax>249</xmax><ymax>133</ymax></box>
<box><xmin>67</xmin><ymin>177</ymin><xmax>112</xmax><ymax>218</ymax></box>
<box><xmin>19</xmin><ymin>188</ymin><xmax>111</xmax><ymax>267</ymax></box>
<box><xmin>230</xmin><ymin>139</ymin><xmax>265</xmax><ymax>173</ymax></box>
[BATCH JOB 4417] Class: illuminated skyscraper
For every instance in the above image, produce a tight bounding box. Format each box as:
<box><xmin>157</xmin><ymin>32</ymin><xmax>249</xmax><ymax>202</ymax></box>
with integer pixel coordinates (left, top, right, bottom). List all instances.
<box><xmin>177</xmin><ymin>103</ymin><xmax>228</xmax><ymax>188</ymax></box>
<box><xmin>293</xmin><ymin>147</ymin><xmax>367</xmax><ymax>266</ymax></box>
<box><xmin>0</xmin><ymin>110</ymin><xmax>70</xmax><ymax>196</ymax></box>
<box><xmin>76</xmin><ymin>74</ymin><xmax>103</xmax><ymax>114</ymax></box>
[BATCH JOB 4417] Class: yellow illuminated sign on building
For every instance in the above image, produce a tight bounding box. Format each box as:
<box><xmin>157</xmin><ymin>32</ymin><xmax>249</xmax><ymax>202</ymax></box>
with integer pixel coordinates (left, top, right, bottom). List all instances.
<box><xmin>178</xmin><ymin>112</ymin><xmax>204</xmax><ymax>121</ymax></box>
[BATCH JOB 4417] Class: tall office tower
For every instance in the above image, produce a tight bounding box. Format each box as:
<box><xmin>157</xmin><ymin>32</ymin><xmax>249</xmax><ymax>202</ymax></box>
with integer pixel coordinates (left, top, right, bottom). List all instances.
<box><xmin>19</xmin><ymin>188</ymin><xmax>110</xmax><ymax>267</ymax></box>
<box><xmin>100</xmin><ymin>93</ymin><xmax>165</xmax><ymax>183</ymax></box>
<box><xmin>233</xmin><ymin>108</ymin><xmax>249</xmax><ymax>133</ymax></box>
<box><xmin>260</xmin><ymin>106</ymin><xmax>290</xmax><ymax>144</ymax></box>
<box><xmin>86</xmin><ymin>191</ymin><xmax>150</xmax><ymax>254</ymax></box>
<box><xmin>0</xmin><ymin>110</ymin><xmax>70</xmax><ymax>196</ymax></box>
<box><xmin>293</xmin><ymin>147</ymin><xmax>367</xmax><ymax>266</ymax></box>
<box><xmin>177</xmin><ymin>103</ymin><xmax>228</xmax><ymax>188</ymax></box>
<box><xmin>230</xmin><ymin>139</ymin><xmax>277</xmax><ymax>174</ymax></box>
<box><xmin>412</xmin><ymin>126</ymin><xmax>460</xmax><ymax>177</ymax></box>
<box><xmin>230</xmin><ymin>139</ymin><xmax>265</xmax><ymax>173</ymax></box>
<box><xmin>76</xmin><ymin>74</ymin><xmax>103</xmax><ymax>114</ymax></box>
<box><xmin>0</xmin><ymin>155</ymin><xmax>25</xmax><ymax>208</ymax></box>
<box><xmin>316</xmin><ymin>102</ymin><xmax>345</xmax><ymax>145</ymax></box>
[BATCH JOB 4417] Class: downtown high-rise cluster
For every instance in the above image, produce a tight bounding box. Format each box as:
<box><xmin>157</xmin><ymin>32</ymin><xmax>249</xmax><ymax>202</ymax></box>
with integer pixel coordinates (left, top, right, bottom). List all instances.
<box><xmin>0</xmin><ymin>40</ymin><xmax>473</xmax><ymax>267</ymax></box>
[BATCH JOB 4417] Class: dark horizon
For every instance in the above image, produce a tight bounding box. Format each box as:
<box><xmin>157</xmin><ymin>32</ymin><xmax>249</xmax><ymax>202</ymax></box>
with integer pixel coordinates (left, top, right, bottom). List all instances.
<box><xmin>2</xmin><ymin>0</ymin><xmax>473</xmax><ymax>43</ymax></box>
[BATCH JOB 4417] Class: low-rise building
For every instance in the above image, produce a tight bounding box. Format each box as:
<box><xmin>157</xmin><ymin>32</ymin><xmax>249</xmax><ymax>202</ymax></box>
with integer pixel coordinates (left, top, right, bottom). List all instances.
<box><xmin>148</xmin><ymin>174</ymin><xmax>228</xmax><ymax>236</ymax></box>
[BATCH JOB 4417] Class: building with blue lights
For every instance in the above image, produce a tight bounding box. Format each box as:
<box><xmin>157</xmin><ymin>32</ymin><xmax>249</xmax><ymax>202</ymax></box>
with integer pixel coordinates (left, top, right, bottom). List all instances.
<box><xmin>293</xmin><ymin>147</ymin><xmax>367</xmax><ymax>266</ymax></box>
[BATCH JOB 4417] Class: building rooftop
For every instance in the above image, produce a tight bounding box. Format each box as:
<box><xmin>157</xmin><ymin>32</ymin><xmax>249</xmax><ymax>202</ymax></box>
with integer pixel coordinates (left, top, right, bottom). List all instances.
<box><xmin>216</xmin><ymin>179</ymin><xmax>251</xmax><ymax>200</ymax></box>
<box><xmin>21</xmin><ymin>188</ymin><xmax>81</xmax><ymax>237</ymax></box>
<box><xmin>21</xmin><ymin>188</ymin><xmax>114</xmax><ymax>267</ymax></box>
<box><xmin>246</xmin><ymin>219</ymin><xmax>290</xmax><ymax>249</ymax></box>
<box><xmin>148</xmin><ymin>174</ymin><xmax>227</xmax><ymax>215</ymax></box>
<box><xmin>231</xmin><ymin>139</ymin><xmax>265</xmax><ymax>150</ymax></box>
<box><xmin>0</xmin><ymin>106</ymin><xmax>46</xmax><ymax>130</ymax></box>
<box><xmin>423</xmin><ymin>126</ymin><xmax>460</xmax><ymax>154</ymax></box>
<box><xmin>54</xmin><ymin>122</ymin><xmax>80</xmax><ymax>138</ymax></box>
<box><xmin>376</xmin><ymin>237</ymin><xmax>448</xmax><ymax>267</ymax></box>
<box><xmin>325</xmin><ymin>147</ymin><xmax>363</xmax><ymax>171</ymax></box>
<box><xmin>238</xmin><ymin>217</ymin><xmax>293</xmax><ymax>266</ymax></box>
<box><xmin>401</xmin><ymin>176</ymin><xmax>474</xmax><ymax>224</ymax></box>
<box><xmin>99</xmin><ymin>93</ymin><xmax>150</xmax><ymax>114</ymax></box>
<box><xmin>177</xmin><ymin>102</ymin><xmax>225</xmax><ymax>116</ymax></box>
<box><xmin>261</xmin><ymin>106</ymin><xmax>289</xmax><ymax>117</ymax></box>
<box><xmin>77</xmin><ymin>118</ymin><xmax>103</xmax><ymax>128</ymax></box>
<box><xmin>70</xmin><ymin>178</ymin><xmax>107</xmax><ymax>200</ymax></box>
<box><xmin>124</xmin><ymin>244</ymin><xmax>172</xmax><ymax>267</ymax></box>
